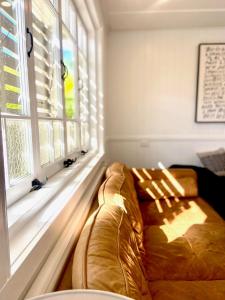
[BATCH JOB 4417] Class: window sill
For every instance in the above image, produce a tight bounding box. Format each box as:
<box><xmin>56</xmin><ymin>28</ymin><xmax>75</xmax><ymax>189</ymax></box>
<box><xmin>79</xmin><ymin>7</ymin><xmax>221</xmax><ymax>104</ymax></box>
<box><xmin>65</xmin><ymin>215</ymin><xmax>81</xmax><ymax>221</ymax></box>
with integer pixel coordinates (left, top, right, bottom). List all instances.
<box><xmin>7</xmin><ymin>150</ymin><xmax>105</xmax><ymax>272</ymax></box>
<box><xmin>0</xmin><ymin>150</ymin><xmax>105</xmax><ymax>299</ymax></box>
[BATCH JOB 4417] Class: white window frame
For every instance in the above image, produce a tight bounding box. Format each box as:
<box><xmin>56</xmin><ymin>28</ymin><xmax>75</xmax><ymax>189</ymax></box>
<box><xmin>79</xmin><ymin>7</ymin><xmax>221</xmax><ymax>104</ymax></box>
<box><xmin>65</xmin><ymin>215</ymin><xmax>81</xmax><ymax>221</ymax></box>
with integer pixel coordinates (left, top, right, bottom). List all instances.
<box><xmin>0</xmin><ymin>0</ymin><xmax>34</xmax><ymax>206</ymax></box>
<box><xmin>2</xmin><ymin>0</ymin><xmax>96</xmax><ymax>204</ymax></box>
<box><xmin>0</xmin><ymin>116</ymin><xmax>10</xmax><ymax>288</ymax></box>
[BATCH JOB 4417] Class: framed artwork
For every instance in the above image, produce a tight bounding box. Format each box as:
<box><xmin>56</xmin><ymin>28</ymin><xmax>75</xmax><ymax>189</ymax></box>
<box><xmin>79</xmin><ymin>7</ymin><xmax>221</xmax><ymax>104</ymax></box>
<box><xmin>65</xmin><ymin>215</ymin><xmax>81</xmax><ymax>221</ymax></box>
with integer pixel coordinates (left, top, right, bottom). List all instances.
<box><xmin>195</xmin><ymin>43</ymin><xmax>225</xmax><ymax>123</ymax></box>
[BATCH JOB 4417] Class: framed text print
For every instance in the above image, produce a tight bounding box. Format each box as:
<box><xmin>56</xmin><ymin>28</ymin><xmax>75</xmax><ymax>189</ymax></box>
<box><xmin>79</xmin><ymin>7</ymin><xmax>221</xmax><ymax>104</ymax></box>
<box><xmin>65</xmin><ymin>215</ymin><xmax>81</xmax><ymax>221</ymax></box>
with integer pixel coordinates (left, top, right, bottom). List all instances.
<box><xmin>196</xmin><ymin>43</ymin><xmax>225</xmax><ymax>123</ymax></box>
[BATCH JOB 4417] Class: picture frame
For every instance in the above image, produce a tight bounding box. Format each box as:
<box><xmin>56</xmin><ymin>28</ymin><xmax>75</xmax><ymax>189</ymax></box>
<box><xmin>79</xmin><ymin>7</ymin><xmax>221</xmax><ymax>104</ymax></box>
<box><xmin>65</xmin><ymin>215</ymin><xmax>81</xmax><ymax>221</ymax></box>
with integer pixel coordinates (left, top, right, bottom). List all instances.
<box><xmin>195</xmin><ymin>43</ymin><xmax>225</xmax><ymax>123</ymax></box>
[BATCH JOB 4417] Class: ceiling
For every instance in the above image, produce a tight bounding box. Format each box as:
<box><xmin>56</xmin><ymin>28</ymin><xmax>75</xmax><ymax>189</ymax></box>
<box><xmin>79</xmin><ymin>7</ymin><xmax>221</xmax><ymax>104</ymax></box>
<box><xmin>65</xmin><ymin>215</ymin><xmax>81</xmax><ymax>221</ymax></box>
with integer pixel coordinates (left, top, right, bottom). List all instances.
<box><xmin>99</xmin><ymin>0</ymin><xmax>225</xmax><ymax>30</ymax></box>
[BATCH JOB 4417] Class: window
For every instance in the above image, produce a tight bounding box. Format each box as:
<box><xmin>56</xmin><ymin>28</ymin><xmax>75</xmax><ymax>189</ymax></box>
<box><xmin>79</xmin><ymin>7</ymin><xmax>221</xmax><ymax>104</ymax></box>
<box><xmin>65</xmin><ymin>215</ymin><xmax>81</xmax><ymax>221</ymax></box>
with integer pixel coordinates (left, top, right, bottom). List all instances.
<box><xmin>0</xmin><ymin>0</ymin><xmax>97</xmax><ymax>204</ymax></box>
<box><xmin>0</xmin><ymin>0</ymin><xmax>102</xmax><ymax>291</ymax></box>
<box><xmin>61</xmin><ymin>0</ymin><xmax>80</xmax><ymax>154</ymax></box>
<box><xmin>0</xmin><ymin>0</ymin><xmax>32</xmax><ymax>205</ymax></box>
<box><xmin>32</xmin><ymin>0</ymin><xmax>64</xmax><ymax>170</ymax></box>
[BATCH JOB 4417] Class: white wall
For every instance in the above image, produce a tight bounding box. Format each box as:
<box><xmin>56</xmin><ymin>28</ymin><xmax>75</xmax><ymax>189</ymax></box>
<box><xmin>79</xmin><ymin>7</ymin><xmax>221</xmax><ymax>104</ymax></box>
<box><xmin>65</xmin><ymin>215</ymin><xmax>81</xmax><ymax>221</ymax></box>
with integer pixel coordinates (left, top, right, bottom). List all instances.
<box><xmin>106</xmin><ymin>27</ymin><xmax>225</xmax><ymax>168</ymax></box>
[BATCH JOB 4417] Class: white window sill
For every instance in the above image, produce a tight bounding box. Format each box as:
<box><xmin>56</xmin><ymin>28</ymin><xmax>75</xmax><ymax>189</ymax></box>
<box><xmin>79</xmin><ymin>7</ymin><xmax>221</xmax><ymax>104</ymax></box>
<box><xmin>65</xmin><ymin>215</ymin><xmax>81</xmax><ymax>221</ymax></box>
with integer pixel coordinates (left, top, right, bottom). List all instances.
<box><xmin>7</xmin><ymin>150</ymin><xmax>105</xmax><ymax>273</ymax></box>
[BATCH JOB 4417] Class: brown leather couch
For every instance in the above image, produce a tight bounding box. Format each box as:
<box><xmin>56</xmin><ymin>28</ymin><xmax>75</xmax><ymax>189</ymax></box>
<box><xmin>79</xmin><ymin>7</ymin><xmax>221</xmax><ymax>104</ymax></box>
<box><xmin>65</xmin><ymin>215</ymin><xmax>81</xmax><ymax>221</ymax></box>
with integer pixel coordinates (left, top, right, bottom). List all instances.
<box><xmin>72</xmin><ymin>162</ymin><xmax>225</xmax><ymax>299</ymax></box>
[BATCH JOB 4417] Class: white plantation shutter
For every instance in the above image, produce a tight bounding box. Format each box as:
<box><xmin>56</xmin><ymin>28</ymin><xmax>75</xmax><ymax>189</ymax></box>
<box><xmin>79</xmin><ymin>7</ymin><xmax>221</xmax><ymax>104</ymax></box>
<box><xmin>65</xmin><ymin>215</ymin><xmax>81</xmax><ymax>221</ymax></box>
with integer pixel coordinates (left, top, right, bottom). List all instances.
<box><xmin>77</xmin><ymin>18</ymin><xmax>90</xmax><ymax>151</ymax></box>
<box><xmin>32</xmin><ymin>0</ymin><xmax>64</xmax><ymax>166</ymax></box>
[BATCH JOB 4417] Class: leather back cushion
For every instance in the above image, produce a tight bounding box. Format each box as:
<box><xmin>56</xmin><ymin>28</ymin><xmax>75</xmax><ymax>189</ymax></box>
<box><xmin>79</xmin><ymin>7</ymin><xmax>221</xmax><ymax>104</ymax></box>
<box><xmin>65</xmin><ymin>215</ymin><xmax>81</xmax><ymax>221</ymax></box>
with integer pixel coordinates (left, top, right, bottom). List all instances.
<box><xmin>137</xmin><ymin>177</ymin><xmax>198</xmax><ymax>201</ymax></box>
<box><xmin>106</xmin><ymin>162</ymin><xmax>125</xmax><ymax>177</ymax></box>
<box><xmin>98</xmin><ymin>173</ymin><xmax>144</xmax><ymax>254</ymax></box>
<box><xmin>72</xmin><ymin>205</ymin><xmax>151</xmax><ymax>300</ymax></box>
<box><xmin>106</xmin><ymin>163</ymin><xmax>139</xmax><ymax>203</ymax></box>
<box><xmin>132</xmin><ymin>168</ymin><xmax>197</xmax><ymax>184</ymax></box>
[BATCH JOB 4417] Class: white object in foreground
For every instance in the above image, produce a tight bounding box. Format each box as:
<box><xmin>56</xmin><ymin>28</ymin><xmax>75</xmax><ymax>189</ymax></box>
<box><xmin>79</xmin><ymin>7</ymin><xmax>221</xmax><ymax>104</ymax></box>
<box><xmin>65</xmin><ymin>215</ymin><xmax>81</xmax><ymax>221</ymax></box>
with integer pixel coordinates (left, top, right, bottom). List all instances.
<box><xmin>27</xmin><ymin>289</ymin><xmax>133</xmax><ymax>300</ymax></box>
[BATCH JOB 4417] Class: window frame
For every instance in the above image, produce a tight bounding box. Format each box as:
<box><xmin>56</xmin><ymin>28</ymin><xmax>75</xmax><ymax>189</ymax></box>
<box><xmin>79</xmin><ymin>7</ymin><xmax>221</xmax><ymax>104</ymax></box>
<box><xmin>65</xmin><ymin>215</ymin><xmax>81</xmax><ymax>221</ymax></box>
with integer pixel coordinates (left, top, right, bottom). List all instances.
<box><xmin>1</xmin><ymin>0</ymin><xmax>94</xmax><ymax>204</ymax></box>
<box><xmin>0</xmin><ymin>0</ymin><xmax>103</xmax><ymax>294</ymax></box>
<box><xmin>0</xmin><ymin>117</ymin><xmax>10</xmax><ymax>288</ymax></box>
<box><xmin>0</xmin><ymin>0</ymin><xmax>34</xmax><ymax>205</ymax></box>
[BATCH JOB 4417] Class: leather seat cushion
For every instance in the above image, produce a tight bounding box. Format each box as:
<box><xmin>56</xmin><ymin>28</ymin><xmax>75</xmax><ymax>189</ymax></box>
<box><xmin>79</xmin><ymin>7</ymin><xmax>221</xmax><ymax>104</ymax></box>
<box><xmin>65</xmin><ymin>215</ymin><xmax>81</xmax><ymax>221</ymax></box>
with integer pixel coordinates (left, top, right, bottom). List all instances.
<box><xmin>140</xmin><ymin>197</ymin><xmax>224</xmax><ymax>226</ymax></box>
<box><xmin>149</xmin><ymin>280</ymin><xmax>225</xmax><ymax>300</ymax></box>
<box><xmin>144</xmin><ymin>222</ymin><xmax>225</xmax><ymax>280</ymax></box>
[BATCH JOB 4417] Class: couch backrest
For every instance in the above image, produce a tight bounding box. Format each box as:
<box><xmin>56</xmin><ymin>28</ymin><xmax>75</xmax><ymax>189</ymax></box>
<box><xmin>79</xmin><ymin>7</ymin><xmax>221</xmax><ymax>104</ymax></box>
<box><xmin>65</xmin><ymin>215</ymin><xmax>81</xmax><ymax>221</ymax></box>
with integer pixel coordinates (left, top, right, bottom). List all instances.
<box><xmin>131</xmin><ymin>167</ymin><xmax>197</xmax><ymax>184</ymax></box>
<box><xmin>99</xmin><ymin>163</ymin><xmax>144</xmax><ymax>254</ymax></box>
<box><xmin>98</xmin><ymin>174</ymin><xmax>143</xmax><ymax>233</ymax></box>
<box><xmin>72</xmin><ymin>204</ymin><xmax>151</xmax><ymax>300</ymax></box>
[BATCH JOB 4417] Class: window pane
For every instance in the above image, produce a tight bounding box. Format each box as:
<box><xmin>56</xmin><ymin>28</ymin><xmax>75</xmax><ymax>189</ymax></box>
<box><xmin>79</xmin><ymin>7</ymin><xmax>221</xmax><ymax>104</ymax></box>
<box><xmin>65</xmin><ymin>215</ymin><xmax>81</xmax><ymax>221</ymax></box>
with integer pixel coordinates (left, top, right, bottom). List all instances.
<box><xmin>78</xmin><ymin>20</ymin><xmax>89</xmax><ymax>124</ymax></box>
<box><xmin>67</xmin><ymin>121</ymin><xmax>78</xmax><ymax>154</ymax></box>
<box><xmin>0</xmin><ymin>1</ymin><xmax>29</xmax><ymax>116</ymax></box>
<box><xmin>32</xmin><ymin>0</ymin><xmax>61</xmax><ymax>118</ymax></box>
<box><xmin>62</xmin><ymin>28</ymin><xmax>76</xmax><ymax>119</ymax></box>
<box><xmin>77</xmin><ymin>19</ymin><xmax>87</xmax><ymax>55</ymax></box>
<box><xmin>80</xmin><ymin>122</ymin><xmax>89</xmax><ymax>151</ymax></box>
<box><xmin>79</xmin><ymin>53</ymin><xmax>89</xmax><ymax>122</ymax></box>
<box><xmin>49</xmin><ymin>0</ymin><xmax>58</xmax><ymax>10</ymax></box>
<box><xmin>39</xmin><ymin>120</ymin><xmax>52</xmax><ymax>166</ymax></box>
<box><xmin>5</xmin><ymin>119</ymin><xmax>32</xmax><ymax>185</ymax></box>
<box><xmin>61</xmin><ymin>0</ymin><xmax>76</xmax><ymax>38</ymax></box>
<box><xmin>69</xmin><ymin>3</ymin><xmax>76</xmax><ymax>39</ymax></box>
<box><xmin>53</xmin><ymin>120</ymin><xmax>64</xmax><ymax>160</ymax></box>
<box><xmin>61</xmin><ymin>0</ymin><xmax>68</xmax><ymax>27</ymax></box>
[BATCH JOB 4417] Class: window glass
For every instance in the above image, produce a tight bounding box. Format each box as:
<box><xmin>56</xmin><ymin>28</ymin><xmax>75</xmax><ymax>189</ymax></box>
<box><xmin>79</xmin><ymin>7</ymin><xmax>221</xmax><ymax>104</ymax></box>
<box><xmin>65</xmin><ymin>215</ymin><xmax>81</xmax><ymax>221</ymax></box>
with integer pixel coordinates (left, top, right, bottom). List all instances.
<box><xmin>69</xmin><ymin>3</ymin><xmax>76</xmax><ymax>39</ymax></box>
<box><xmin>62</xmin><ymin>27</ymin><xmax>76</xmax><ymax>119</ymax></box>
<box><xmin>80</xmin><ymin>122</ymin><xmax>89</xmax><ymax>150</ymax></box>
<box><xmin>67</xmin><ymin>121</ymin><xmax>79</xmax><ymax>153</ymax></box>
<box><xmin>39</xmin><ymin>120</ymin><xmax>52</xmax><ymax>166</ymax></box>
<box><xmin>77</xmin><ymin>18</ymin><xmax>87</xmax><ymax>55</ymax></box>
<box><xmin>78</xmin><ymin>53</ymin><xmax>89</xmax><ymax>122</ymax></box>
<box><xmin>53</xmin><ymin>120</ymin><xmax>64</xmax><ymax>160</ymax></box>
<box><xmin>39</xmin><ymin>120</ymin><xmax>64</xmax><ymax>166</ymax></box>
<box><xmin>61</xmin><ymin>0</ymin><xmax>76</xmax><ymax>37</ymax></box>
<box><xmin>0</xmin><ymin>0</ymin><xmax>32</xmax><ymax>189</ymax></box>
<box><xmin>4</xmin><ymin>118</ymin><xmax>32</xmax><ymax>185</ymax></box>
<box><xmin>49</xmin><ymin>0</ymin><xmax>58</xmax><ymax>9</ymax></box>
<box><xmin>61</xmin><ymin>0</ymin><xmax>68</xmax><ymax>27</ymax></box>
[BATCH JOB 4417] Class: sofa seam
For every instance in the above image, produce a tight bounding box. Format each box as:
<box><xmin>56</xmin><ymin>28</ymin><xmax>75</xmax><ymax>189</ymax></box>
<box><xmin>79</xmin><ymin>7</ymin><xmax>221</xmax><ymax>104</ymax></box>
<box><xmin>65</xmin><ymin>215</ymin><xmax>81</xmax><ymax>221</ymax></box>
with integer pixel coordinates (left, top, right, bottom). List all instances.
<box><xmin>117</xmin><ymin>209</ymin><xmax>130</xmax><ymax>296</ymax></box>
<box><xmin>98</xmin><ymin>175</ymin><xmax>113</xmax><ymax>204</ymax></box>
<box><xmin>82</xmin><ymin>205</ymin><xmax>103</xmax><ymax>289</ymax></box>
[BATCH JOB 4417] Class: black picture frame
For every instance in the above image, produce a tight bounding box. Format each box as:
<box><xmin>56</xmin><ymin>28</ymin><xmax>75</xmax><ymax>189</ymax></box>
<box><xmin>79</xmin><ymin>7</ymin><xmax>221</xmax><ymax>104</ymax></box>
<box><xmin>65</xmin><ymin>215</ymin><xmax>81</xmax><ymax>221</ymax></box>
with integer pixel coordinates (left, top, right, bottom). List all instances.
<box><xmin>195</xmin><ymin>43</ymin><xmax>225</xmax><ymax>123</ymax></box>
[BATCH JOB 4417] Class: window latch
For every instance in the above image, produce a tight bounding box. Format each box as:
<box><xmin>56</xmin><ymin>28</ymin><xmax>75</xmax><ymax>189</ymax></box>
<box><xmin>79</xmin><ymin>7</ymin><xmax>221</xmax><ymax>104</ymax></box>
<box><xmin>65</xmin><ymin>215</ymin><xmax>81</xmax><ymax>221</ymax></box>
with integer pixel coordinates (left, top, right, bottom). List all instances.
<box><xmin>81</xmin><ymin>150</ymin><xmax>88</xmax><ymax>155</ymax></box>
<box><xmin>63</xmin><ymin>158</ymin><xmax>77</xmax><ymax>168</ymax></box>
<box><xmin>61</xmin><ymin>60</ymin><xmax>68</xmax><ymax>81</ymax></box>
<box><xmin>26</xmin><ymin>27</ymin><xmax>33</xmax><ymax>57</ymax></box>
<box><xmin>30</xmin><ymin>178</ymin><xmax>47</xmax><ymax>192</ymax></box>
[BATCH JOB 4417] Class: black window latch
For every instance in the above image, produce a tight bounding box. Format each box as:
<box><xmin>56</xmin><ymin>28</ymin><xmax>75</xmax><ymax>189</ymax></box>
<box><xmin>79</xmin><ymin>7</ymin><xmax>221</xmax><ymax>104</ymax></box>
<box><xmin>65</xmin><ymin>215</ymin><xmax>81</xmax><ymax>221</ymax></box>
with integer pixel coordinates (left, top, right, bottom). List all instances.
<box><xmin>81</xmin><ymin>150</ymin><xmax>88</xmax><ymax>155</ymax></box>
<box><xmin>64</xmin><ymin>158</ymin><xmax>77</xmax><ymax>168</ymax></box>
<box><xmin>30</xmin><ymin>178</ymin><xmax>47</xmax><ymax>192</ymax></box>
